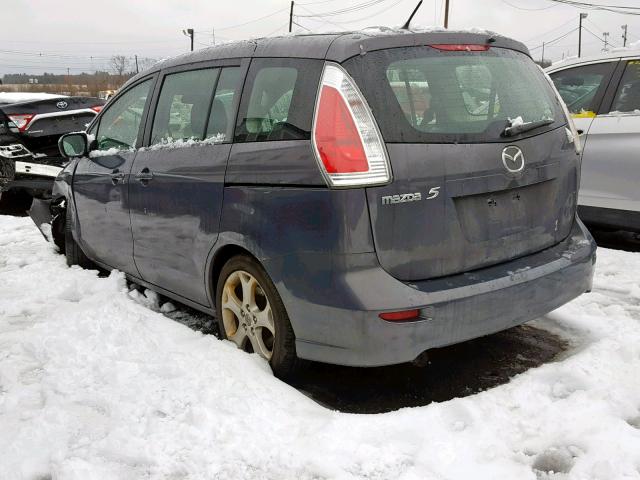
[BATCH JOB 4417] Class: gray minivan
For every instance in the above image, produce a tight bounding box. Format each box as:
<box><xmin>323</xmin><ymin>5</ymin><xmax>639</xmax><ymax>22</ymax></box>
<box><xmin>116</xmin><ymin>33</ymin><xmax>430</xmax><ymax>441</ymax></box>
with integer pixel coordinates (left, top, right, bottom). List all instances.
<box><xmin>50</xmin><ymin>29</ymin><xmax>595</xmax><ymax>377</ymax></box>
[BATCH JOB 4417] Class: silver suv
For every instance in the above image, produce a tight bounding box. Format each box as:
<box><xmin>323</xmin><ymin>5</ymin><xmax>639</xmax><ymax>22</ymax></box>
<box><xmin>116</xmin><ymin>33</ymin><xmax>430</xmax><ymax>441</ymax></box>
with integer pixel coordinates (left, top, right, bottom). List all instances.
<box><xmin>547</xmin><ymin>50</ymin><xmax>640</xmax><ymax>232</ymax></box>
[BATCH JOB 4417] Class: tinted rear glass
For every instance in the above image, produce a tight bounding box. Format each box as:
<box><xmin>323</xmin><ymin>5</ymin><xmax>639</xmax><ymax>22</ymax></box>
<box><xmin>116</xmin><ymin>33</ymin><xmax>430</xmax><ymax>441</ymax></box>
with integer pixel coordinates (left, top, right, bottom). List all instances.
<box><xmin>234</xmin><ymin>58</ymin><xmax>323</xmax><ymax>142</ymax></box>
<box><xmin>344</xmin><ymin>46</ymin><xmax>565</xmax><ymax>143</ymax></box>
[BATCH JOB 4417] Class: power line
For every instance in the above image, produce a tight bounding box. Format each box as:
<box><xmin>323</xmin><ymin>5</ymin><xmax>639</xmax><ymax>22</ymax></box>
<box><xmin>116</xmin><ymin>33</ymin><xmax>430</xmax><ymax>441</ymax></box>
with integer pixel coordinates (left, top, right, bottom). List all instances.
<box><xmin>546</xmin><ymin>0</ymin><xmax>640</xmax><ymax>16</ymax></box>
<box><xmin>523</xmin><ymin>16</ymin><xmax>577</xmax><ymax>42</ymax></box>
<box><xmin>500</xmin><ymin>0</ymin><xmax>559</xmax><ymax>11</ymax></box>
<box><xmin>583</xmin><ymin>25</ymin><xmax>620</xmax><ymax>47</ymax></box>
<box><xmin>299</xmin><ymin>0</ymin><xmax>406</xmax><ymax>26</ymax></box>
<box><xmin>549</xmin><ymin>0</ymin><xmax>640</xmax><ymax>10</ymax></box>
<box><xmin>296</xmin><ymin>0</ymin><xmax>389</xmax><ymax>18</ymax></box>
<box><xmin>528</xmin><ymin>26</ymin><xmax>579</xmax><ymax>51</ymax></box>
<box><xmin>215</xmin><ymin>8</ymin><xmax>289</xmax><ymax>31</ymax></box>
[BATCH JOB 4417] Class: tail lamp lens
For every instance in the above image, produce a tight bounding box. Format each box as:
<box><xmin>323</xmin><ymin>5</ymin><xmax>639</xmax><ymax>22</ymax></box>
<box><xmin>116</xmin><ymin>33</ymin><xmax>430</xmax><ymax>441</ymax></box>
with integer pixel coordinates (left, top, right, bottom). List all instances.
<box><xmin>7</xmin><ymin>114</ymin><xmax>35</xmax><ymax>132</ymax></box>
<box><xmin>312</xmin><ymin>63</ymin><xmax>391</xmax><ymax>188</ymax></box>
<box><xmin>90</xmin><ymin>105</ymin><xmax>103</xmax><ymax>113</ymax></box>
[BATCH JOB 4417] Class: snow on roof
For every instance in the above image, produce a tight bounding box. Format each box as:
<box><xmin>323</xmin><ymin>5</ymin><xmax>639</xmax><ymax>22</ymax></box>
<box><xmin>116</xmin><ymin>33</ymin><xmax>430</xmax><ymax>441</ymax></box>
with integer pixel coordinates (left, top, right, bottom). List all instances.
<box><xmin>0</xmin><ymin>92</ymin><xmax>67</xmax><ymax>105</ymax></box>
<box><xmin>547</xmin><ymin>46</ymin><xmax>640</xmax><ymax>70</ymax></box>
<box><xmin>268</xmin><ymin>25</ymin><xmax>497</xmax><ymax>39</ymax></box>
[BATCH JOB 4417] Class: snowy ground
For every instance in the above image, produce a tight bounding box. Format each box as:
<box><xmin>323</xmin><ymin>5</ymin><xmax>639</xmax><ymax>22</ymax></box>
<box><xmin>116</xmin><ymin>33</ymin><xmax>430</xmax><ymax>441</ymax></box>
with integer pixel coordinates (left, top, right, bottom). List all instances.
<box><xmin>1</xmin><ymin>215</ymin><xmax>639</xmax><ymax>480</ymax></box>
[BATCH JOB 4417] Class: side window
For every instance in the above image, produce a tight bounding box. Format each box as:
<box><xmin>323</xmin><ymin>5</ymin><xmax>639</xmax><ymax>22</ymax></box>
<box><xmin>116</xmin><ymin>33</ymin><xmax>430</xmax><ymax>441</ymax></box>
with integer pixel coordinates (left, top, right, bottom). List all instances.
<box><xmin>611</xmin><ymin>60</ymin><xmax>640</xmax><ymax>113</ymax></box>
<box><xmin>206</xmin><ymin>67</ymin><xmax>241</xmax><ymax>143</ymax></box>
<box><xmin>151</xmin><ymin>68</ymin><xmax>219</xmax><ymax>145</ymax></box>
<box><xmin>96</xmin><ymin>79</ymin><xmax>152</xmax><ymax>151</ymax></box>
<box><xmin>550</xmin><ymin>62</ymin><xmax>615</xmax><ymax>115</ymax></box>
<box><xmin>235</xmin><ymin>58</ymin><xmax>323</xmax><ymax>142</ymax></box>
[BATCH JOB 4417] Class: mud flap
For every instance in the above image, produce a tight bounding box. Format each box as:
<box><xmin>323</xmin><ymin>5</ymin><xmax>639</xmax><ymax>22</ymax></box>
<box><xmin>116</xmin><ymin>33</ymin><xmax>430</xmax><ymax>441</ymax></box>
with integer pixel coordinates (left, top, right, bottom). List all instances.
<box><xmin>29</xmin><ymin>198</ymin><xmax>53</xmax><ymax>241</ymax></box>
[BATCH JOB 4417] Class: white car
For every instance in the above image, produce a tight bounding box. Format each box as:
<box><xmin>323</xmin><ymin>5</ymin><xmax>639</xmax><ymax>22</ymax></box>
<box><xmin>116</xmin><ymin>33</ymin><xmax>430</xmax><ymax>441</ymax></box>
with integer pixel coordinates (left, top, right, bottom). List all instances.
<box><xmin>546</xmin><ymin>50</ymin><xmax>640</xmax><ymax>232</ymax></box>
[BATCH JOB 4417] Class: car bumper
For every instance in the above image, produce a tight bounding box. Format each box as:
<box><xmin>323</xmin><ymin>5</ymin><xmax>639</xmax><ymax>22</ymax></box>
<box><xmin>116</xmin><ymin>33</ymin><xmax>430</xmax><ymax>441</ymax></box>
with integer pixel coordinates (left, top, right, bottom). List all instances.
<box><xmin>578</xmin><ymin>205</ymin><xmax>640</xmax><ymax>233</ymax></box>
<box><xmin>265</xmin><ymin>217</ymin><xmax>596</xmax><ymax>367</ymax></box>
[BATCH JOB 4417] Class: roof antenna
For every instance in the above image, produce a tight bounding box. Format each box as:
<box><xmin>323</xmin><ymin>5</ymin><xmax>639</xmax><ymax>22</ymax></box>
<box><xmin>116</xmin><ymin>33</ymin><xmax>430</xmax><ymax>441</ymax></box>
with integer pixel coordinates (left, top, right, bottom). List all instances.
<box><xmin>401</xmin><ymin>0</ymin><xmax>423</xmax><ymax>30</ymax></box>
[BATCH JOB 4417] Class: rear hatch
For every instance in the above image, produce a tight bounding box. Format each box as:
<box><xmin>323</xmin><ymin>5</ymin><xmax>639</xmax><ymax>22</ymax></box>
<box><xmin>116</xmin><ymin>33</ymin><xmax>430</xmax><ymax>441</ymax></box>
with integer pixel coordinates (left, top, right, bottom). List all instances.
<box><xmin>344</xmin><ymin>44</ymin><xmax>579</xmax><ymax>281</ymax></box>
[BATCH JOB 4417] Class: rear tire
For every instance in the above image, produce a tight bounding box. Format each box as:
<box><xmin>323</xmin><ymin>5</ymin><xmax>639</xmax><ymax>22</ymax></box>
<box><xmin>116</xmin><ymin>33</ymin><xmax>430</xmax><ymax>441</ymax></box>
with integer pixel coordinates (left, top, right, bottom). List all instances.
<box><xmin>216</xmin><ymin>254</ymin><xmax>300</xmax><ymax>379</ymax></box>
<box><xmin>64</xmin><ymin>207</ymin><xmax>94</xmax><ymax>269</ymax></box>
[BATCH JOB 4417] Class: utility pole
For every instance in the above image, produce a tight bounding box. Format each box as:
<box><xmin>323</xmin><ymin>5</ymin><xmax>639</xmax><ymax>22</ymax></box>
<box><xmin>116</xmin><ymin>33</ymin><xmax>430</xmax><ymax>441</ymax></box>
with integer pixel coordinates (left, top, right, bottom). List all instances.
<box><xmin>289</xmin><ymin>1</ymin><xmax>294</xmax><ymax>33</ymax></box>
<box><xmin>212</xmin><ymin>27</ymin><xmax>216</xmax><ymax>46</ymax></box>
<box><xmin>444</xmin><ymin>0</ymin><xmax>450</xmax><ymax>28</ymax></box>
<box><xmin>541</xmin><ymin>42</ymin><xmax>545</xmax><ymax>65</ymax></box>
<box><xmin>183</xmin><ymin>28</ymin><xmax>194</xmax><ymax>51</ymax></box>
<box><xmin>603</xmin><ymin>31</ymin><xmax>609</xmax><ymax>52</ymax></box>
<box><xmin>622</xmin><ymin>24</ymin><xmax>628</xmax><ymax>47</ymax></box>
<box><xmin>578</xmin><ymin>13</ymin><xmax>588</xmax><ymax>58</ymax></box>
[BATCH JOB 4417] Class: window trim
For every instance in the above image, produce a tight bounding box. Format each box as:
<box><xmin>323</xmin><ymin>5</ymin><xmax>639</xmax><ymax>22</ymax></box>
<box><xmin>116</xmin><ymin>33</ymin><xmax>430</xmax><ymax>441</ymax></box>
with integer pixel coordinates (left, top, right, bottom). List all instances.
<box><xmin>548</xmin><ymin>60</ymin><xmax>619</xmax><ymax>116</ymax></box>
<box><xmin>148</xmin><ymin>67</ymin><xmax>221</xmax><ymax>146</ymax></box>
<box><xmin>599</xmin><ymin>59</ymin><xmax>640</xmax><ymax>116</ymax></box>
<box><xmin>91</xmin><ymin>74</ymin><xmax>158</xmax><ymax>151</ymax></box>
<box><xmin>142</xmin><ymin>58</ymin><xmax>249</xmax><ymax>148</ymax></box>
<box><xmin>234</xmin><ymin>57</ymin><xmax>324</xmax><ymax>143</ymax></box>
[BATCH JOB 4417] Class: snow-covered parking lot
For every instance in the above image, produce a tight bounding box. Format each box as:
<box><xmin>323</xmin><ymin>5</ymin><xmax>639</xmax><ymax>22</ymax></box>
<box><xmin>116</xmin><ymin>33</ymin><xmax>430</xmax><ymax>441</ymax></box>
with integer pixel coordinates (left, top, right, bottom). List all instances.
<box><xmin>1</xmin><ymin>214</ymin><xmax>640</xmax><ymax>480</ymax></box>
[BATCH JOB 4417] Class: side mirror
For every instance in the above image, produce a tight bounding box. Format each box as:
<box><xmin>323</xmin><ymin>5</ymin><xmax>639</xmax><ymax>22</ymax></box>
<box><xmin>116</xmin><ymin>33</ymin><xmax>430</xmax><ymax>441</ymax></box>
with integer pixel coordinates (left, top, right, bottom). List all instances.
<box><xmin>59</xmin><ymin>132</ymin><xmax>88</xmax><ymax>158</ymax></box>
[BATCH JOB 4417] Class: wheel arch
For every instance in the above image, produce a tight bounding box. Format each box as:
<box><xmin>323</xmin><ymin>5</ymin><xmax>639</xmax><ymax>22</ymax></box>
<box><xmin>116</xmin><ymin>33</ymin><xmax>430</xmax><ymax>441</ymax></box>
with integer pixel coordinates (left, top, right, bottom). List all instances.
<box><xmin>206</xmin><ymin>243</ymin><xmax>263</xmax><ymax>309</ymax></box>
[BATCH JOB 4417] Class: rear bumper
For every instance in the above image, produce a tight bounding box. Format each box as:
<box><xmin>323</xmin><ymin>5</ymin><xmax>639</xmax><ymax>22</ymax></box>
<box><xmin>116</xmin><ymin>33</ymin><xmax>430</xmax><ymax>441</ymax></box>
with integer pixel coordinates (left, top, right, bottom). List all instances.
<box><xmin>265</xmin><ymin>217</ymin><xmax>596</xmax><ymax>367</ymax></box>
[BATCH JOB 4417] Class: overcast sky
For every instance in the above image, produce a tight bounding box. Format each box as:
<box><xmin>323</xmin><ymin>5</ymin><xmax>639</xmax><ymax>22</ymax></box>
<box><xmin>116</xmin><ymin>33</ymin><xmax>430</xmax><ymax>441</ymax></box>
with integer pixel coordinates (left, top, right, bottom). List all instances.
<box><xmin>1</xmin><ymin>0</ymin><xmax>640</xmax><ymax>76</ymax></box>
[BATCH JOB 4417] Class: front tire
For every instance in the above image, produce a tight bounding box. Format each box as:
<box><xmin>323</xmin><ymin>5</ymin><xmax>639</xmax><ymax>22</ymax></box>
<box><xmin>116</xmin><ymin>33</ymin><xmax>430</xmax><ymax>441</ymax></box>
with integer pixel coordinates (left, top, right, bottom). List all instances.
<box><xmin>216</xmin><ymin>255</ymin><xmax>300</xmax><ymax>379</ymax></box>
<box><xmin>64</xmin><ymin>206</ymin><xmax>94</xmax><ymax>269</ymax></box>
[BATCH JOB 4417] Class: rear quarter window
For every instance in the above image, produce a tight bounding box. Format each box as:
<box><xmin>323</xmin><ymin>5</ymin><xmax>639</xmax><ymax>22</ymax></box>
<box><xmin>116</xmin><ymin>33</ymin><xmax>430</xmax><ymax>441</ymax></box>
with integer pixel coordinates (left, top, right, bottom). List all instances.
<box><xmin>234</xmin><ymin>58</ymin><xmax>323</xmax><ymax>142</ymax></box>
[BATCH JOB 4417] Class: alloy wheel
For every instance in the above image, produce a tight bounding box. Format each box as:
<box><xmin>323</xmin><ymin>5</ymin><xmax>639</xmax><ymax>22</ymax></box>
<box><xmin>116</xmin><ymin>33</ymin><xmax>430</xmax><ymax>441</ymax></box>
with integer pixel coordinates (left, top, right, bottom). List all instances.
<box><xmin>221</xmin><ymin>270</ymin><xmax>275</xmax><ymax>360</ymax></box>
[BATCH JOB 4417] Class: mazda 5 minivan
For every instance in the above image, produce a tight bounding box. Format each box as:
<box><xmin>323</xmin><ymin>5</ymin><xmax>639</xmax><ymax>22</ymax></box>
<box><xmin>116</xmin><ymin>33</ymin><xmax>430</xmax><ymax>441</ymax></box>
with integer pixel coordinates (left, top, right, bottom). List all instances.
<box><xmin>49</xmin><ymin>29</ymin><xmax>596</xmax><ymax>377</ymax></box>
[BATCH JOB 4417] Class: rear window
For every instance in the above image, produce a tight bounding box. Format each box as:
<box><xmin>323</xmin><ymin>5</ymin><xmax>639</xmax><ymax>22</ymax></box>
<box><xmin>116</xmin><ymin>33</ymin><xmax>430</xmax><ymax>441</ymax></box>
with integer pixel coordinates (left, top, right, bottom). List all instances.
<box><xmin>345</xmin><ymin>46</ymin><xmax>565</xmax><ymax>143</ymax></box>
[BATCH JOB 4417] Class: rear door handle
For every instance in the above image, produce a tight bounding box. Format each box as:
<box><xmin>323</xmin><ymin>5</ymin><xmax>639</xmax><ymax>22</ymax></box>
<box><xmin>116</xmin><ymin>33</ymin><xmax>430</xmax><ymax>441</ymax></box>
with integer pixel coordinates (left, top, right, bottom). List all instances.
<box><xmin>135</xmin><ymin>167</ymin><xmax>154</xmax><ymax>185</ymax></box>
<box><xmin>110</xmin><ymin>169</ymin><xmax>125</xmax><ymax>185</ymax></box>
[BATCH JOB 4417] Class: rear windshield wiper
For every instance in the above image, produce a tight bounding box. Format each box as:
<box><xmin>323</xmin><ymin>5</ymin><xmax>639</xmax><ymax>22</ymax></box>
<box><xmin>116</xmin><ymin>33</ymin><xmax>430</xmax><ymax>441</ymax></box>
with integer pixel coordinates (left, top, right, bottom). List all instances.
<box><xmin>502</xmin><ymin>119</ymin><xmax>554</xmax><ymax>137</ymax></box>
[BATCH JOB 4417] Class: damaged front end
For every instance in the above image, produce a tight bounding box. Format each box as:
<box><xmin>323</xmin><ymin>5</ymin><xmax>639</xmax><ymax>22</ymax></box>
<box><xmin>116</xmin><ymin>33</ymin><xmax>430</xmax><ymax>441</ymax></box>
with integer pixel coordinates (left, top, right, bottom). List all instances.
<box><xmin>29</xmin><ymin>158</ymin><xmax>77</xmax><ymax>252</ymax></box>
<box><xmin>0</xmin><ymin>144</ymin><xmax>29</xmax><ymax>191</ymax></box>
<box><xmin>29</xmin><ymin>195</ymin><xmax>66</xmax><ymax>253</ymax></box>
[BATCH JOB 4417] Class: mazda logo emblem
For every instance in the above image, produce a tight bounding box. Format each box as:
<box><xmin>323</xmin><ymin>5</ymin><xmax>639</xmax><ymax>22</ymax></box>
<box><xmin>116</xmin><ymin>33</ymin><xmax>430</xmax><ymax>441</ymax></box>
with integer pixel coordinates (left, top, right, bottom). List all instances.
<box><xmin>501</xmin><ymin>146</ymin><xmax>525</xmax><ymax>173</ymax></box>
<box><xmin>56</xmin><ymin>101</ymin><xmax>68</xmax><ymax>109</ymax></box>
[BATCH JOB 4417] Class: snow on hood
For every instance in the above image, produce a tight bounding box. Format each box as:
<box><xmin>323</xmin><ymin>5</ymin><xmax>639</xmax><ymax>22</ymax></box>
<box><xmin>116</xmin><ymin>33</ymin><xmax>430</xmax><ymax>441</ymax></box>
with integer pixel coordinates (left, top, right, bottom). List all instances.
<box><xmin>0</xmin><ymin>92</ymin><xmax>67</xmax><ymax>105</ymax></box>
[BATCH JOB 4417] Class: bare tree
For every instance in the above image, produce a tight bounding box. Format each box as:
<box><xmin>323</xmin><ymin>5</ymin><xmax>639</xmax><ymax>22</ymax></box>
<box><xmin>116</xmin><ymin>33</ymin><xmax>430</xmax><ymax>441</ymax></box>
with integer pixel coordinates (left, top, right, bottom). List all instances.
<box><xmin>110</xmin><ymin>55</ymin><xmax>129</xmax><ymax>77</ymax></box>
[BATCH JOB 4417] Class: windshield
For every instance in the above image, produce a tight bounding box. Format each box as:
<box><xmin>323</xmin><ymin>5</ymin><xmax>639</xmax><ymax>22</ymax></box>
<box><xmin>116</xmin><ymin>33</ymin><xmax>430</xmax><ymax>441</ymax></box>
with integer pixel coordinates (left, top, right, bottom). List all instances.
<box><xmin>344</xmin><ymin>46</ymin><xmax>565</xmax><ymax>143</ymax></box>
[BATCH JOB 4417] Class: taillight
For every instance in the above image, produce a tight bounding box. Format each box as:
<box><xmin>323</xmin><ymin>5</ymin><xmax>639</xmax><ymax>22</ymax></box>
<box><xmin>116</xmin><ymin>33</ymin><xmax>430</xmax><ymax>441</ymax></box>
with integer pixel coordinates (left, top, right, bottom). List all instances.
<box><xmin>379</xmin><ymin>309</ymin><xmax>421</xmax><ymax>322</ymax></box>
<box><xmin>7</xmin><ymin>113</ymin><xmax>35</xmax><ymax>132</ymax></box>
<box><xmin>429</xmin><ymin>44</ymin><xmax>490</xmax><ymax>51</ymax></box>
<box><xmin>90</xmin><ymin>105</ymin><xmax>103</xmax><ymax>113</ymax></box>
<box><xmin>312</xmin><ymin>63</ymin><xmax>391</xmax><ymax>188</ymax></box>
